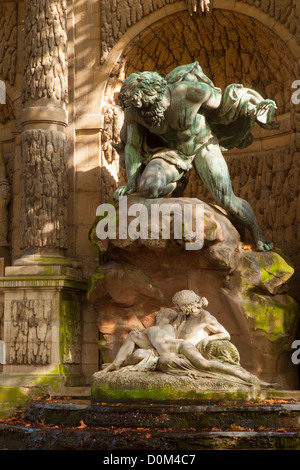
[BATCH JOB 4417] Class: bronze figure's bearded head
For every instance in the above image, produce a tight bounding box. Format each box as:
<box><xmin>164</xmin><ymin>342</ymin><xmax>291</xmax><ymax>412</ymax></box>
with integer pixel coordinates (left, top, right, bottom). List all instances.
<box><xmin>118</xmin><ymin>71</ymin><xmax>168</xmax><ymax>127</ymax></box>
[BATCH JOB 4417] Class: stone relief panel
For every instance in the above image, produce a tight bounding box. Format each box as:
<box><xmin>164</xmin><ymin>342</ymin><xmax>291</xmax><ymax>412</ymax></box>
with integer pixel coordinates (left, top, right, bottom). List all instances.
<box><xmin>20</xmin><ymin>129</ymin><xmax>69</xmax><ymax>251</ymax></box>
<box><xmin>100</xmin><ymin>103</ymin><xmax>126</xmax><ymax>202</ymax></box>
<box><xmin>9</xmin><ymin>299</ymin><xmax>52</xmax><ymax>365</ymax></box>
<box><xmin>102</xmin><ymin>105</ymin><xmax>123</xmax><ymax>166</ymax></box>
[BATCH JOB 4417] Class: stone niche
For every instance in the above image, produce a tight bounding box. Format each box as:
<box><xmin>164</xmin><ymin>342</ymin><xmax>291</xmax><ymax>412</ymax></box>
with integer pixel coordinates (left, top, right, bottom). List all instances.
<box><xmin>88</xmin><ymin>196</ymin><xmax>299</xmax><ymax>389</ymax></box>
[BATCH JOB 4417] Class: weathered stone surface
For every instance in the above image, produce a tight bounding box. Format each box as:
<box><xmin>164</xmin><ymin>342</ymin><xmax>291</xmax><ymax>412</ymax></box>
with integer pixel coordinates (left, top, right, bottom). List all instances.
<box><xmin>20</xmin><ymin>129</ymin><xmax>69</xmax><ymax>251</ymax></box>
<box><xmin>9</xmin><ymin>299</ymin><xmax>52</xmax><ymax>365</ymax></box>
<box><xmin>100</xmin><ymin>1</ymin><xmax>300</xmax><ymax>65</ymax></box>
<box><xmin>0</xmin><ymin>2</ymin><xmax>17</xmax><ymax>86</ymax></box>
<box><xmin>23</xmin><ymin>0</ymin><xmax>68</xmax><ymax>104</ymax></box>
<box><xmin>92</xmin><ymin>368</ymin><xmax>260</xmax><ymax>403</ymax></box>
<box><xmin>88</xmin><ymin>196</ymin><xmax>299</xmax><ymax>388</ymax></box>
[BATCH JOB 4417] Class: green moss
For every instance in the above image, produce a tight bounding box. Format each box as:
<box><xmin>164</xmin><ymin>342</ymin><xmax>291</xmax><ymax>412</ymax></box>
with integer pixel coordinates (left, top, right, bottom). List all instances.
<box><xmin>239</xmin><ymin>250</ymin><xmax>295</xmax><ymax>297</ymax></box>
<box><xmin>89</xmin><ymin>198</ymin><xmax>118</xmax><ymax>252</ymax></box>
<box><xmin>0</xmin><ymin>365</ymin><xmax>84</xmax><ymax>418</ymax></box>
<box><xmin>98</xmin><ymin>334</ymin><xmax>111</xmax><ymax>364</ymax></box>
<box><xmin>33</xmin><ymin>369</ymin><xmax>62</xmax><ymax>392</ymax></box>
<box><xmin>259</xmin><ymin>251</ymin><xmax>294</xmax><ymax>287</ymax></box>
<box><xmin>241</xmin><ymin>293</ymin><xmax>298</xmax><ymax>345</ymax></box>
<box><xmin>59</xmin><ymin>299</ymin><xmax>80</xmax><ymax>363</ymax></box>
<box><xmin>91</xmin><ymin>380</ymin><xmax>260</xmax><ymax>404</ymax></box>
<box><xmin>89</xmin><ymin>216</ymin><xmax>102</xmax><ymax>248</ymax></box>
<box><xmin>203</xmin><ymin>214</ymin><xmax>218</xmax><ymax>240</ymax></box>
<box><xmin>0</xmin><ymin>386</ymin><xmax>27</xmax><ymax>406</ymax></box>
<box><xmin>0</xmin><ymin>385</ymin><xmax>49</xmax><ymax>418</ymax></box>
<box><xmin>87</xmin><ymin>265</ymin><xmax>105</xmax><ymax>299</ymax></box>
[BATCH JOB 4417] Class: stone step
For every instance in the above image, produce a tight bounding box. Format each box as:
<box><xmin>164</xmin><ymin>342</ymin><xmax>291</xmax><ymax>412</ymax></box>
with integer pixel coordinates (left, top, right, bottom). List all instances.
<box><xmin>24</xmin><ymin>400</ymin><xmax>300</xmax><ymax>430</ymax></box>
<box><xmin>0</xmin><ymin>399</ymin><xmax>299</xmax><ymax>450</ymax></box>
<box><xmin>0</xmin><ymin>421</ymin><xmax>299</xmax><ymax>450</ymax></box>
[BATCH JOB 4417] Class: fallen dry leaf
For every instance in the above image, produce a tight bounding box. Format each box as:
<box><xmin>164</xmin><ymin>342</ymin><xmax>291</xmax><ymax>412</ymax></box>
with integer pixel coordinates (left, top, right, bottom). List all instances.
<box><xmin>256</xmin><ymin>426</ymin><xmax>266</xmax><ymax>431</ymax></box>
<box><xmin>78</xmin><ymin>420</ymin><xmax>87</xmax><ymax>429</ymax></box>
<box><xmin>229</xmin><ymin>424</ymin><xmax>250</xmax><ymax>431</ymax></box>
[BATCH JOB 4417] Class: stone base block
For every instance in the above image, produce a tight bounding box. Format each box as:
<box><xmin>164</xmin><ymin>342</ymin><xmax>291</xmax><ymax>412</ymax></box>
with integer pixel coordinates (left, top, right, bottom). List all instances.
<box><xmin>0</xmin><ymin>262</ymin><xmax>86</xmax><ymax>394</ymax></box>
<box><xmin>91</xmin><ymin>369</ymin><xmax>263</xmax><ymax>404</ymax></box>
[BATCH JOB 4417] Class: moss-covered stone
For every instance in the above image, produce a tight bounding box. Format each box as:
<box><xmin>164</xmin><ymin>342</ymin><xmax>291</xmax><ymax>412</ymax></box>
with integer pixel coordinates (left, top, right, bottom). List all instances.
<box><xmin>87</xmin><ymin>265</ymin><xmax>105</xmax><ymax>299</ymax></box>
<box><xmin>238</xmin><ymin>249</ymin><xmax>295</xmax><ymax>295</ymax></box>
<box><xmin>91</xmin><ymin>369</ymin><xmax>261</xmax><ymax>404</ymax></box>
<box><xmin>97</xmin><ymin>333</ymin><xmax>111</xmax><ymax>364</ymax></box>
<box><xmin>59</xmin><ymin>297</ymin><xmax>81</xmax><ymax>364</ymax></box>
<box><xmin>241</xmin><ymin>293</ymin><xmax>298</xmax><ymax>346</ymax></box>
<box><xmin>0</xmin><ymin>385</ymin><xmax>49</xmax><ymax>418</ymax></box>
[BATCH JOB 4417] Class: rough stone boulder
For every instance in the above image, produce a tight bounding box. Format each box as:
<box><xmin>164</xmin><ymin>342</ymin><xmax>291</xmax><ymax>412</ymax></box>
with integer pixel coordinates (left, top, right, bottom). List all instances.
<box><xmin>88</xmin><ymin>196</ymin><xmax>298</xmax><ymax>388</ymax></box>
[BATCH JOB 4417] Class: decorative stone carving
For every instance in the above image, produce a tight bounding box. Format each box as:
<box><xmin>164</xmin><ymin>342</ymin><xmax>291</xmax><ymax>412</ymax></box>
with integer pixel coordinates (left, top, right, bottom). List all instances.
<box><xmin>100</xmin><ymin>0</ymin><xmax>300</xmax><ymax>65</ymax></box>
<box><xmin>236</xmin><ymin>0</ymin><xmax>300</xmax><ymax>43</ymax></box>
<box><xmin>20</xmin><ymin>129</ymin><xmax>68</xmax><ymax>251</ymax></box>
<box><xmin>19</xmin><ymin>0</ymin><xmax>69</xmax><ymax>258</ymax></box>
<box><xmin>23</xmin><ymin>0</ymin><xmax>68</xmax><ymax>104</ymax></box>
<box><xmin>0</xmin><ymin>2</ymin><xmax>17</xmax><ymax>86</ymax></box>
<box><xmin>0</xmin><ymin>95</ymin><xmax>15</xmax><ymax>125</ymax></box>
<box><xmin>9</xmin><ymin>300</ymin><xmax>52</xmax><ymax>365</ymax></box>
<box><xmin>100</xmin><ymin>0</ymin><xmax>173</xmax><ymax>64</ymax></box>
<box><xmin>102</xmin><ymin>105</ymin><xmax>123</xmax><ymax>165</ymax></box>
<box><xmin>0</xmin><ymin>144</ymin><xmax>11</xmax><ymax>249</ymax></box>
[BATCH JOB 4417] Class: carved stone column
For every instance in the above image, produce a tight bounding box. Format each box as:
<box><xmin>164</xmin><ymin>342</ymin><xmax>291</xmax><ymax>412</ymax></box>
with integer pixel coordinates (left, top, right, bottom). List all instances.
<box><xmin>0</xmin><ymin>0</ymin><xmax>86</xmax><ymax>392</ymax></box>
<box><xmin>19</xmin><ymin>0</ymin><xmax>69</xmax><ymax>264</ymax></box>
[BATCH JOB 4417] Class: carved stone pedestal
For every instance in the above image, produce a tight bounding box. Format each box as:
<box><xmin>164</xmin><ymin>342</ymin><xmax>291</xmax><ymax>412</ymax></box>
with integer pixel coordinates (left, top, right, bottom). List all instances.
<box><xmin>0</xmin><ymin>259</ymin><xmax>86</xmax><ymax>393</ymax></box>
<box><xmin>92</xmin><ymin>368</ymin><xmax>262</xmax><ymax>404</ymax></box>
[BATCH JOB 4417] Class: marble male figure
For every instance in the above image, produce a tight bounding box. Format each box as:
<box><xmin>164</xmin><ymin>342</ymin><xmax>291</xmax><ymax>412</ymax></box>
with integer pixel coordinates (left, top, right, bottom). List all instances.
<box><xmin>104</xmin><ymin>291</ymin><xmax>258</xmax><ymax>385</ymax></box>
